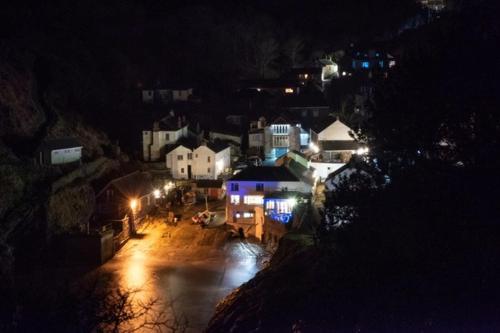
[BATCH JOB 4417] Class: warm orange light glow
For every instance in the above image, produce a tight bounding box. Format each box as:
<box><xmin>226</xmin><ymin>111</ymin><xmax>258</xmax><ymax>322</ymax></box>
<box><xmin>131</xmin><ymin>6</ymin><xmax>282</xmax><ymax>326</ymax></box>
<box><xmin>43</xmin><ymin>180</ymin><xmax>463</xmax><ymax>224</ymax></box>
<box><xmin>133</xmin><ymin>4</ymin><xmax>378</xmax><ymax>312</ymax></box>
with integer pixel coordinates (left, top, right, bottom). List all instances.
<box><xmin>130</xmin><ymin>199</ymin><xmax>138</xmax><ymax>211</ymax></box>
<box><xmin>304</xmin><ymin>74</ymin><xmax>309</xmax><ymax>79</ymax></box>
<box><xmin>285</xmin><ymin>88</ymin><xmax>294</xmax><ymax>94</ymax></box>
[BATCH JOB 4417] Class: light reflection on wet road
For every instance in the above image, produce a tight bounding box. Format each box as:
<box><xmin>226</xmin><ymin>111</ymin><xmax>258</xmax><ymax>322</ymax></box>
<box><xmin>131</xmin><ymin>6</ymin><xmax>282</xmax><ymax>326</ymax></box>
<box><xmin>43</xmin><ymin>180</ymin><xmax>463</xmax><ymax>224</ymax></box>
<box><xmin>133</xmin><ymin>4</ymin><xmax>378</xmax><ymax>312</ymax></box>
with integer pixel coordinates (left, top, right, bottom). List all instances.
<box><xmin>96</xmin><ymin>218</ymin><xmax>264</xmax><ymax>332</ymax></box>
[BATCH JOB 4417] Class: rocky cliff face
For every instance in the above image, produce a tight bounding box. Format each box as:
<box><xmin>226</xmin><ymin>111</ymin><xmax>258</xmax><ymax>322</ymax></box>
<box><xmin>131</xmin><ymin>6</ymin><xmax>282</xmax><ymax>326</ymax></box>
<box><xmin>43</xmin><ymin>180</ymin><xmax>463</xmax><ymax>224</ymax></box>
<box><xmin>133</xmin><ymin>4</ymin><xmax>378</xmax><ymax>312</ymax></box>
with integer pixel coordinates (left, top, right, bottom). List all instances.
<box><xmin>206</xmin><ymin>235</ymin><xmax>323</xmax><ymax>332</ymax></box>
<box><xmin>0</xmin><ymin>47</ymin><xmax>121</xmax><ymax>278</ymax></box>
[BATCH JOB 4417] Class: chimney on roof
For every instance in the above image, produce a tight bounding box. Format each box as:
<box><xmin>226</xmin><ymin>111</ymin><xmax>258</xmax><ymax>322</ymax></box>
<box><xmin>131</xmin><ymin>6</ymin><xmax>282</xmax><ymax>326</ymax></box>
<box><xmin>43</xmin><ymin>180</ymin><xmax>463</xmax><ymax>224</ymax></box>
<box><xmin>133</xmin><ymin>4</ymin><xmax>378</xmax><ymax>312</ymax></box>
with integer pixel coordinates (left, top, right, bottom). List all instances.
<box><xmin>177</xmin><ymin>116</ymin><xmax>182</xmax><ymax>128</ymax></box>
<box><xmin>153</xmin><ymin>121</ymin><xmax>160</xmax><ymax>131</ymax></box>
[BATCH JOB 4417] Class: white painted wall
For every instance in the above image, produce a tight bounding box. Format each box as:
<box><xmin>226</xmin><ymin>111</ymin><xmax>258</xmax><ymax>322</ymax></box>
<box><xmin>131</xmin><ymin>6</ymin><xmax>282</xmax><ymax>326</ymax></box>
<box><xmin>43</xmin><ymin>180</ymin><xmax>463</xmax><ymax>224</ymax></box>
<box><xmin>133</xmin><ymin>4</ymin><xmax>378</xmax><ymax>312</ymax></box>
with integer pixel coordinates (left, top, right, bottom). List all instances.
<box><xmin>166</xmin><ymin>145</ymin><xmax>192</xmax><ymax>179</ymax></box>
<box><xmin>51</xmin><ymin>147</ymin><xmax>82</xmax><ymax>164</ymax></box>
<box><xmin>215</xmin><ymin>147</ymin><xmax>231</xmax><ymax>177</ymax></box>
<box><xmin>310</xmin><ymin>161</ymin><xmax>345</xmax><ymax>181</ymax></box>
<box><xmin>317</xmin><ymin>120</ymin><xmax>355</xmax><ymax>141</ymax></box>
<box><xmin>143</xmin><ymin>125</ymin><xmax>188</xmax><ymax>161</ymax></box>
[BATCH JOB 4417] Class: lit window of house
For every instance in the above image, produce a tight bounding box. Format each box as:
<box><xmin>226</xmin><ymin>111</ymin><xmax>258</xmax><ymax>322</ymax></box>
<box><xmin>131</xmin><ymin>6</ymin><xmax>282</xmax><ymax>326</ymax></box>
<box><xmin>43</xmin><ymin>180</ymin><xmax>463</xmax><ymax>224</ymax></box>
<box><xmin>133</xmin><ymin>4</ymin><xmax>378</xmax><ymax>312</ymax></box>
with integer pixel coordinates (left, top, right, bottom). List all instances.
<box><xmin>256</xmin><ymin>183</ymin><xmax>264</xmax><ymax>191</ymax></box>
<box><xmin>230</xmin><ymin>195</ymin><xmax>240</xmax><ymax>204</ymax></box>
<box><xmin>243</xmin><ymin>212</ymin><xmax>254</xmax><ymax>218</ymax></box>
<box><xmin>285</xmin><ymin>88</ymin><xmax>294</xmax><ymax>94</ymax></box>
<box><xmin>244</xmin><ymin>195</ymin><xmax>263</xmax><ymax>205</ymax></box>
<box><xmin>361</xmin><ymin>61</ymin><xmax>370</xmax><ymax>69</ymax></box>
<box><xmin>266</xmin><ymin>200</ymin><xmax>275</xmax><ymax>210</ymax></box>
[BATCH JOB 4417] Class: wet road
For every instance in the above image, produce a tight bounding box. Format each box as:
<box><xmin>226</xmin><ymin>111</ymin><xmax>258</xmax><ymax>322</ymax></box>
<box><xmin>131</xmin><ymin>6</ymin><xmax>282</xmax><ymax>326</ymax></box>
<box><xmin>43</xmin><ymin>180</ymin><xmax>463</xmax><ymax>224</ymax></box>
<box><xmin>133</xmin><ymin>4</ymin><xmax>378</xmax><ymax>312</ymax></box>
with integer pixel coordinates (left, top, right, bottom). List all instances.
<box><xmin>95</xmin><ymin>207</ymin><xmax>265</xmax><ymax>332</ymax></box>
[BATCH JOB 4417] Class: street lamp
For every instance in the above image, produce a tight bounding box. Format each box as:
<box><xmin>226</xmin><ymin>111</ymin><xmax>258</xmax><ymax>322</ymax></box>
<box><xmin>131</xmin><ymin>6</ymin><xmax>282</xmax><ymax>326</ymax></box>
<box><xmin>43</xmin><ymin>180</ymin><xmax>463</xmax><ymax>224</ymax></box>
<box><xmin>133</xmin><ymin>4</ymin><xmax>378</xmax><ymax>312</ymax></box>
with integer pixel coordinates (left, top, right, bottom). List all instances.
<box><xmin>153</xmin><ymin>189</ymin><xmax>161</xmax><ymax>199</ymax></box>
<box><xmin>130</xmin><ymin>198</ymin><xmax>138</xmax><ymax>211</ymax></box>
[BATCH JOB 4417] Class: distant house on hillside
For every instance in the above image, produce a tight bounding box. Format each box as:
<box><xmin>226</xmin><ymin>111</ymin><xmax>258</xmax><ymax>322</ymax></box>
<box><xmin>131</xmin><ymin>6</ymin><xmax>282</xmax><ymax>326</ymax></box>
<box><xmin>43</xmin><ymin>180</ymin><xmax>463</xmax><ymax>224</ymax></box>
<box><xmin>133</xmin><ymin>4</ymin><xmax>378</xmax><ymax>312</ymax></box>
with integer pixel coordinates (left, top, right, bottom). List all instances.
<box><xmin>238</xmin><ymin>79</ymin><xmax>302</xmax><ymax>95</ymax></box>
<box><xmin>141</xmin><ymin>82</ymin><xmax>194</xmax><ymax>104</ymax></box>
<box><xmin>37</xmin><ymin>137</ymin><xmax>82</xmax><ymax>165</ymax></box>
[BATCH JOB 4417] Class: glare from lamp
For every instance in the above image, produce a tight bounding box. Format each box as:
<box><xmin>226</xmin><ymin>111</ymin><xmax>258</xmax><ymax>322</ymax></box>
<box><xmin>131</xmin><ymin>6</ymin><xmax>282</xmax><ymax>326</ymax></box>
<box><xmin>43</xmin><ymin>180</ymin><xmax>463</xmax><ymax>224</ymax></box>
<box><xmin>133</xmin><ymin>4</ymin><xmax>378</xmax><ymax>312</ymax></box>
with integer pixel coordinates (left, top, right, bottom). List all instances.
<box><xmin>153</xmin><ymin>189</ymin><xmax>161</xmax><ymax>199</ymax></box>
<box><xmin>130</xmin><ymin>199</ymin><xmax>138</xmax><ymax>211</ymax></box>
<box><xmin>287</xmin><ymin>198</ymin><xmax>297</xmax><ymax>208</ymax></box>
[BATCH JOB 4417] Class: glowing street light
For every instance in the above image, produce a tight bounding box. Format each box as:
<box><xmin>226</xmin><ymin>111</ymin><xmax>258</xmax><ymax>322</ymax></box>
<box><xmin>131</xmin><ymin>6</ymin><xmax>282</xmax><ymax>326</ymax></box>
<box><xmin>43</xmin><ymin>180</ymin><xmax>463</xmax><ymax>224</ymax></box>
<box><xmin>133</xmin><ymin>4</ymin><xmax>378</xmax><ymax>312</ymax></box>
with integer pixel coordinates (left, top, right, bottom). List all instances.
<box><xmin>309</xmin><ymin>142</ymin><xmax>320</xmax><ymax>153</ymax></box>
<box><xmin>153</xmin><ymin>189</ymin><xmax>161</xmax><ymax>199</ymax></box>
<box><xmin>130</xmin><ymin>198</ymin><xmax>138</xmax><ymax>211</ymax></box>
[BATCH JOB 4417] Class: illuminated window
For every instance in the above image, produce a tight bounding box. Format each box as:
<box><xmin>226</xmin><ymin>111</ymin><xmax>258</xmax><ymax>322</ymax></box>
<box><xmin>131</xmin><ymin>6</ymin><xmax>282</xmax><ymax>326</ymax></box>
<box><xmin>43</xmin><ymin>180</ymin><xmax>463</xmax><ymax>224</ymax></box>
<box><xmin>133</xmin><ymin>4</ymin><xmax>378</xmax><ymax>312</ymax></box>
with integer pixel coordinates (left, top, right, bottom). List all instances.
<box><xmin>266</xmin><ymin>200</ymin><xmax>275</xmax><ymax>210</ymax></box>
<box><xmin>285</xmin><ymin>88</ymin><xmax>294</xmax><ymax>94</ymax></box>
<box><xmin>243</xmin><ymin>212</ymin><xmax>254</xmax><ymax>218</ymax></box>
<box><xmin>244</xmin><ymin>195</ymin><xmax>263</xmax><ymax>205</ymax></box>
<box><xmin>361</xmin><ymin>61</ymin><xmax>369</xmax><ymax>69</ymax></box>
<box><xmin>235</xmin><ymin>212</ymin><xmax>241</xmax><ymax>218</ymax></box>
<box><xmin>230</xmin><ymin>195</ymin><xmax>240</xmax><ymax>204</ymax></box>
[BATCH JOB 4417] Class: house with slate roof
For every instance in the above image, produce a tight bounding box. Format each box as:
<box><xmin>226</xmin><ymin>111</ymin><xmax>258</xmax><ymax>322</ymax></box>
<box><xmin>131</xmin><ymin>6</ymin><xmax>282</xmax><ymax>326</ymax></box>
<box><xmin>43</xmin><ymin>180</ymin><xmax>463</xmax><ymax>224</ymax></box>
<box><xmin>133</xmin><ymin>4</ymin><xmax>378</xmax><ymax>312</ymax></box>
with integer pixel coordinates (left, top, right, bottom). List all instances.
<box><xmin>225</xmin><ymin>166</ymin><xmax>312</xmax><ymax>239</ymax></box>
<box><xmin>94</xmin><ymin>171</ymin><xmax>155</xmax><ymax>226</ymax></box>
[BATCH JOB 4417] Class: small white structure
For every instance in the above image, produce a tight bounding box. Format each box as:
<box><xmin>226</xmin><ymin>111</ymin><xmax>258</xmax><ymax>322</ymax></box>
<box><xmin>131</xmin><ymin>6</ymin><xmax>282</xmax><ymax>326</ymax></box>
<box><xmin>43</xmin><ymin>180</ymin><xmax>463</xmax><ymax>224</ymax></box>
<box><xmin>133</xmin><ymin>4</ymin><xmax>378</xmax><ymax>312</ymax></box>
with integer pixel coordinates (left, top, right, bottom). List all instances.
<box><xmin>165</xmin><ymin>142</ymin><xmax>231</xmax><ymax>180</ymax></box>
<box><xmin>37</xmin><ymin>138</ymin><xmax>82</xmax><ymax>165</ymax></box>
<box><xmin>143</xmin><ymin>116</ymin><xmax>189</xmax><ymax>161</ymax></box>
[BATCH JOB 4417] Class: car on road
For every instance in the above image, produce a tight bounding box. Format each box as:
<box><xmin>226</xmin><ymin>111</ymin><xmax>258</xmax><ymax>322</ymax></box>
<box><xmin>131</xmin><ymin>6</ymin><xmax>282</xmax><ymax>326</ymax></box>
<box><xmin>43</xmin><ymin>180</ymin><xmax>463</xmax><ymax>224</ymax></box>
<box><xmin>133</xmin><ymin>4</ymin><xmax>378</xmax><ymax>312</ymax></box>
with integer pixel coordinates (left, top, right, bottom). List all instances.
<box><xmin>192</xmin><ymin>210</ymin><xmax>216</xmax><ymax>227</ymax></box>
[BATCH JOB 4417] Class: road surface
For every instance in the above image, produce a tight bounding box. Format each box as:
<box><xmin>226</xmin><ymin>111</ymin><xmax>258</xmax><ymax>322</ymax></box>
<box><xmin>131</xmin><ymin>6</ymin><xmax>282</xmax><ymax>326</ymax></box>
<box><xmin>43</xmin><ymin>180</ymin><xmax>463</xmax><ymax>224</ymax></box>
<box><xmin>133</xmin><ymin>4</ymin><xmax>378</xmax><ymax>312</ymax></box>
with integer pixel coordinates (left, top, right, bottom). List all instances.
<box><xmin>94</xmin><ymin>203</ymin><xmax>265</xmax><ymax>332</ymax></box>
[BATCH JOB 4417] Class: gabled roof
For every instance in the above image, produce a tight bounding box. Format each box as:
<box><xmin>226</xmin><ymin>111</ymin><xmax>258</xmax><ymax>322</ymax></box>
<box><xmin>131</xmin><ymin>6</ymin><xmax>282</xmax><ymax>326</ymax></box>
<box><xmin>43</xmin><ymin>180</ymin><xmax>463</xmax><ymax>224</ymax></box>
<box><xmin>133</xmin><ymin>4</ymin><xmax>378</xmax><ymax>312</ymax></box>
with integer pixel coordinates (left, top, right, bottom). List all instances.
<box><xmin>165</xmin><ymin>137</ymin><xmax>198</xmax><ymax>155</ymax></box>
<box><xmin>99</xmin><ymin>171</ymin><xmax>154</xmax><ymax>199</ymax></box>
<box><xmin>321</xmin><ymin>140</ymin><xmax>360</xmax><ymax>151</ymax></box>
<box><xmin>205</xmin><ymin>141</ymin><xmax>230</xmax><ymax>153</ymax></box>
<box><xmin>229</xmin><ymin>166</ymin><xmax>300</xmax><ymax>182</ymax></box>
<box><xmin>39</xmin><ymin>137</ymin><xmax>82</xmax><ymax>151</ymax></box>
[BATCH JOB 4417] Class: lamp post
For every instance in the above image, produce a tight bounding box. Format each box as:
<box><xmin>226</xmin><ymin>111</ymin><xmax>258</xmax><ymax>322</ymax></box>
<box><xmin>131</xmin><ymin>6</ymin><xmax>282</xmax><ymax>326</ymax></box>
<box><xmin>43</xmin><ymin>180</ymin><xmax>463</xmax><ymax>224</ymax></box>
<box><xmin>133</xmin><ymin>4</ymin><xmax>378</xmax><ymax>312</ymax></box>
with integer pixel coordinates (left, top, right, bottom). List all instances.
<box><xmin>130</xmin><ymin>198</ymin><xmax>138</xmax><ymax>235</ymax></box>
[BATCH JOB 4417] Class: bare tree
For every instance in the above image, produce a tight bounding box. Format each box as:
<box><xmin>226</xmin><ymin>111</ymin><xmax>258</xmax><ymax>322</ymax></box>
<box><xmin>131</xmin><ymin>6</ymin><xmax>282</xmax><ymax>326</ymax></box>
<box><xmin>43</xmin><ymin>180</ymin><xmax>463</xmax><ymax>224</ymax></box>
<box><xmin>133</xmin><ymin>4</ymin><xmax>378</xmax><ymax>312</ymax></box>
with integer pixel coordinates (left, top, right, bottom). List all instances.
<box><xmin>283</xmin><ymin>37</ymin><xmax>305</xmax><ymax>68</ymax></box>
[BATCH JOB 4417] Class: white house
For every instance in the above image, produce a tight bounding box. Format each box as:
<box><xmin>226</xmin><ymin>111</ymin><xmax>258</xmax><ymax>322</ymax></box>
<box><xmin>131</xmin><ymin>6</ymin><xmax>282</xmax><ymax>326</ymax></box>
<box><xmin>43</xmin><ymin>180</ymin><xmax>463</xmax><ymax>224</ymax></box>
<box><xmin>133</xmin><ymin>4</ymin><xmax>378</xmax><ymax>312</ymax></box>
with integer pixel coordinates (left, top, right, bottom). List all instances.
<box><xmin>165</xmin><ymin>142</ymin><xmax>231</xmax><ymax>180</ymax></box>
<box><xmin>226</xmin><ymin>166</ymin><xmax>312</xmax><ymax>239</ymax></box>
<box><xmin>192</xmin><ymin>143</ymin><xmax>231</xmax><ymax>180</ymax></box>
<box><xmin>165</xmin><ymin>144</ymin><xmax>195</xmax><ymax>179</ymax></box>
<box><xmin>143</xmin><ymin>115</ymin><xmax>189</xmax><ymax>161</ymax></box>
<box><xmin>142</xmin><ymin>87</ymin><xmax>193</xmax><ymax>104</ymax></box>
<box><xmin>37</xmin><ymin>138</ymin><xmax>82</xmax><ymax>165</ymax></box>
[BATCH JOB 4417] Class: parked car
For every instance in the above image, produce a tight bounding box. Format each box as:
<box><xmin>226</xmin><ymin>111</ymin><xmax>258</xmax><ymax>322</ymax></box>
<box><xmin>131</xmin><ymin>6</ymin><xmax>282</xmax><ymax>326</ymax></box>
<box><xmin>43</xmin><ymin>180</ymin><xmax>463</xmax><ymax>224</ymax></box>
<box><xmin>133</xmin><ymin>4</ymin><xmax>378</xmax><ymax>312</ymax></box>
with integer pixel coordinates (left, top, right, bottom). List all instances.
<box><xmin>191</xmin><ymin>210</ymin><xmax>216</xmax><ymax>226</ymax></box>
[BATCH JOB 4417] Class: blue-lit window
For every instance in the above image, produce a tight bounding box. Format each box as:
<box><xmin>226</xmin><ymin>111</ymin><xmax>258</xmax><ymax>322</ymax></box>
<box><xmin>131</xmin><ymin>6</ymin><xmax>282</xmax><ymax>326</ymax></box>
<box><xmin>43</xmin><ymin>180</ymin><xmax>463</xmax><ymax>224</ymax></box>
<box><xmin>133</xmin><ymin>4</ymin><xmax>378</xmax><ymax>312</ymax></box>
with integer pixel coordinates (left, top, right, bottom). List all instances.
<box><xmin>361</xmin><ymin>61</ymin><xmax>369</xmax><ymax>69</ymax></box>
<box><xmin>379</xmin><ymin>60</ymin><xmax>384</xmax><ymax>68</ymax></box>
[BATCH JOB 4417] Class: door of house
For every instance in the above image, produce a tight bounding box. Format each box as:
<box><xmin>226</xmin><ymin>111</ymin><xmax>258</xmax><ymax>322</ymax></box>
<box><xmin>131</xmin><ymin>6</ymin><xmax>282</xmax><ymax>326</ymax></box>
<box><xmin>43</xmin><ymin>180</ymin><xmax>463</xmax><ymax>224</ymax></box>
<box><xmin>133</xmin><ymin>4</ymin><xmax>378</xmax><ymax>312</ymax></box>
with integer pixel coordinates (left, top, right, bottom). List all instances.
<box><xmin>187</xmin><ymin>165</ymin><xmax>192</xmax><ymax>179</ymax></box>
